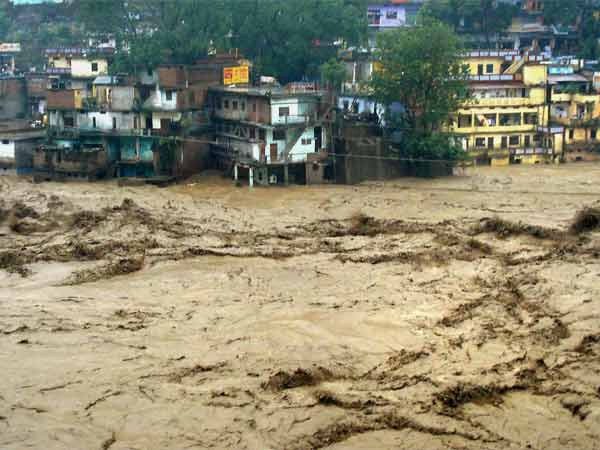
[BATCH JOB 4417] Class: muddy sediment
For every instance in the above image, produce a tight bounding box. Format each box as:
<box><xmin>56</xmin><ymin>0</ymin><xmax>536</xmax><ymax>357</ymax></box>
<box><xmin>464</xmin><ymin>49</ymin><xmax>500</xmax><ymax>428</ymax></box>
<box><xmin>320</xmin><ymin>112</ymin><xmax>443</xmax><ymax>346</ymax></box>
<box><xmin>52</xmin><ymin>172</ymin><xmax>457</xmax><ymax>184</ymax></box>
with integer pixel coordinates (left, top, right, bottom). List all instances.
<box><xmin>1</xmin><ymin>165</ymin><xmax>600</xmax><ymax>450</ymax></box>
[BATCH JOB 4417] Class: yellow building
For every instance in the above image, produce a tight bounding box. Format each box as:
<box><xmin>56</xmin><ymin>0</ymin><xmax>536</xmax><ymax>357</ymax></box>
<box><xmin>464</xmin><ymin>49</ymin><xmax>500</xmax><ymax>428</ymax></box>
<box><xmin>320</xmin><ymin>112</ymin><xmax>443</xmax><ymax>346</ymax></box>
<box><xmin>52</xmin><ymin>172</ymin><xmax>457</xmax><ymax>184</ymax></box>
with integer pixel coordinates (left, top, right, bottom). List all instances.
<box><xmin>450</xmin><ymin>50</ymin><xmax>562</xmax><ymax>166</ymax></box>
<box><xmin>549</xmin><ymin>70</ymin><xmax>600</xmax><ymax>162</ymax></box>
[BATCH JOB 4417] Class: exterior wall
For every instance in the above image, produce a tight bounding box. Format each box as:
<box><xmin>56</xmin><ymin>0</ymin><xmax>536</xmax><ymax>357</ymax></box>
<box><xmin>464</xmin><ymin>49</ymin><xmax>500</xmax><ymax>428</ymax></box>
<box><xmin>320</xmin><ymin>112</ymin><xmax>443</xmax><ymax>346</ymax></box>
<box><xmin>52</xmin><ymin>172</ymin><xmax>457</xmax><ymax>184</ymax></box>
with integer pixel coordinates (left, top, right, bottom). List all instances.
<box><xmin>0</xmin><ymin>139</ymin><xmax>16</xmax><ymax>159</ymax></box>
<box><xmin>48</xmin><ymin>57</ymin><xmax>108</xmax><ymax>78</ymax></box>
<box><xmin>0</xmin><ymin>78</ymin><xmax>26</xmax><ymax>120</ymax></box>
<box><xmin>93</xmin><ymin>85</ymin><xmax>138</xmax><ymax>111</ymax></box>
<box><xmin>46</xmin><ymin>89</ymin><xmax>84</xmax><ymax>110</ymax></box>
<box><xmin>289</xmin><ymin>128</ymin><xmax>321</xmax><ymax>162</ymax></box>
<box><xmin>270</xmin><ymin>98</ymin><xmax>319</xmax><ymax>125</ymax></box>
<box><xmin>523</xmin><ymin>65</ymin><xmax>547</xmax><ymax>85</ymax></box>
<box><xmin>71</xmin><ymin>58</ymin><xmax>108</xmax><ymax>78</ymax></box>
<box><xmin>144</xmin><ymin>86</ymin><xmax>178</xmax><ymax>111</ymax></box>
<box><xmin>466</xmin><ymin>57</ymin><xmax>506</xmax><ymax>75</ymax></box>
<box><xmin>367</xmin><ymin>3</ymin><xmax>420</xmax><ymax>28</ymax></box>
<box><xmin>150</xmin><ymin>111</ymin><xmax>181</xmax><ymax>129</ymax></box>
<box><xmin>214</xmin><ymin>94</ymin><xmax>271</xmax><ymax>123</ymax></box>
<box><xmin>77</xmin><ymin>111</ymin><xmax>137</xmax><ymax>131</ymax></box>
<box><xmin>158</xmin><ymin>66</ymin><xmax>187</xmax><ymax>89</ymax></box>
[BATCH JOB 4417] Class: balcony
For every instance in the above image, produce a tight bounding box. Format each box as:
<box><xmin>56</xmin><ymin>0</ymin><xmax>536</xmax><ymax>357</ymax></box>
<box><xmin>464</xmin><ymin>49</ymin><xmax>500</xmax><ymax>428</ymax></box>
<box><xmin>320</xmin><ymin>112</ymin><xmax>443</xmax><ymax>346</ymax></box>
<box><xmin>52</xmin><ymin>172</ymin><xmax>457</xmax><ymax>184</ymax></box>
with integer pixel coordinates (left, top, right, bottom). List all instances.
<box><xmin>573</xmin><ymin>93</ymin><xmax>599</xmax><ymax>104</ymax></box>
<box><xmin>455</xmin><ymin>124</ymin><xmax>538</xmax><ymax>134</ymax></box>
<box><xmin>552</xmin><ymin>92</ymin><xmax>572</xmax><ymax>102</ymax></box>
<box><xmin>469</xmin><ymin>74</ymin><xmax>522</xmax><ymax>82</ymax></box>
<box><xmin>466</xmin><ymin>97</ymin><xmax>540</xmax><ymax>107</ymax></box>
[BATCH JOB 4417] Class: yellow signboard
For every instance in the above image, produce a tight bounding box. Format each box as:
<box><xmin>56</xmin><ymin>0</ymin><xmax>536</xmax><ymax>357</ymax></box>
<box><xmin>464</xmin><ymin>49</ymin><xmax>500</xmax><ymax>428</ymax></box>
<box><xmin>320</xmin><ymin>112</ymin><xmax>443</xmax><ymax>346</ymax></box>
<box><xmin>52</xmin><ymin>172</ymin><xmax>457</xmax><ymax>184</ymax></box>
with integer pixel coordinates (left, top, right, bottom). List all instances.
<box><xmin>223</xmin><ymin>66</ymin><xmax>249</xmax><ymax>85</ymax></box>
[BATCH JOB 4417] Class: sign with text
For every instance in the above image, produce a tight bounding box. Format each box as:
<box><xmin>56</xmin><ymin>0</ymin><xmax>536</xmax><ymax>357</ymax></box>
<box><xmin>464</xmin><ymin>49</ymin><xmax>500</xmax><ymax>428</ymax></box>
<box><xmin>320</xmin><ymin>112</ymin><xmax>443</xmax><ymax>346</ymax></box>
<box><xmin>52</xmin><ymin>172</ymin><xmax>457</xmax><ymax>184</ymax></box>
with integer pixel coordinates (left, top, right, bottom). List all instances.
<box><xmin>0</xmin><ymin>43</ymin><xmax>21</xmax><ymax>53</ymax></box>
<box><xmin>223</xmin><ymin>66</ymin><xmax>249</xmax><ymax>85</ymax></box>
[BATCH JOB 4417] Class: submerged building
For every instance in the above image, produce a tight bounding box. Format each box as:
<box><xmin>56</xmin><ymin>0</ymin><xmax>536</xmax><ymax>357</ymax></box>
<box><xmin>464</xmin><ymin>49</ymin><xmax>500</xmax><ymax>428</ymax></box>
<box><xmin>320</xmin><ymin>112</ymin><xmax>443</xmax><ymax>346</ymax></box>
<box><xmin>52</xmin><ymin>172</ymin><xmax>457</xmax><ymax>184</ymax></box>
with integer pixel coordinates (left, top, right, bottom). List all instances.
<box><xmin>209</xmin><ymin>84</ymin><xmax>331</xmax><ymax>185</ymax></box>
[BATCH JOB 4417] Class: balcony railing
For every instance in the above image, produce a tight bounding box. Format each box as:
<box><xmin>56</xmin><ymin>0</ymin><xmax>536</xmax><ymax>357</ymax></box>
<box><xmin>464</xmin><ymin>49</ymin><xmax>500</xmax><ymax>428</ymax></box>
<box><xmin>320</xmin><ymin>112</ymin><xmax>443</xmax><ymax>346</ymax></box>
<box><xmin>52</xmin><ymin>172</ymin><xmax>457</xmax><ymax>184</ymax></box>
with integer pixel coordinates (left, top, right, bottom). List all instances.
<box><xmin>453</xmin><ymin>123</ymin><xmax>538</xmax><ymax>133</ymax></box>
<box><xmin>469</xmin><ymin>74</ymin><xmax>522</xmax><ymax>82</ymax></box>
<box><xmin>466</xmin><ymin>97</ymin><xmax>540</xmax><ymax>107</ymax></box>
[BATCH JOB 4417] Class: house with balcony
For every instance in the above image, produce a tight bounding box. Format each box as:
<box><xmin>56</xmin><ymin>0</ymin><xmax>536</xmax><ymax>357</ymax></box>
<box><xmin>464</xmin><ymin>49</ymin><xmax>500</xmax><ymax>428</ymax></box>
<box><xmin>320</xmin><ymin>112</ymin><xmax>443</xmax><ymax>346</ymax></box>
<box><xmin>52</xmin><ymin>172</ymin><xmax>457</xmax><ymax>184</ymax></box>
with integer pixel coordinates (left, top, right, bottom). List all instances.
<box><xmin>208</xmin><ymin>85</ymin><xmax>329</xmax><ymax>185</ymax></box>
<box><xmin>337</xmin><ymin>48</ymin><xmax>386</xmax><ymax>123</ymax></box>
<box><xmin>549</xmin><ymin>66</ymin><xmax>600</xmax><ymax>161</ymax></box>
<box><xmin>449</xmin><ymin>50</ymin><xmax>563</xmax><ymax>166</ymax></box>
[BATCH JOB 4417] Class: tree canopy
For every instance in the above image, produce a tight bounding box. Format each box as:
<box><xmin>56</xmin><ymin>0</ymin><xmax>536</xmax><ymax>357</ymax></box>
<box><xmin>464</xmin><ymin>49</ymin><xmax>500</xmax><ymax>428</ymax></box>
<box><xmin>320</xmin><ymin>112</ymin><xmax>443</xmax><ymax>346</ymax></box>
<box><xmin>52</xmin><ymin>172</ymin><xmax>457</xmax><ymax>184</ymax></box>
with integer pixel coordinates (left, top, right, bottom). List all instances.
<box><xmin>73</xmin><ymin>0</ymin><xmax>367</xmax><ymax>82</ymax></box>
<box><xmin>422</xmin><ymin>0</ymin><xmax>518</xmax><ymax>46</ymax></box>
<box><xmin>370</xmin><ymin>18</ymin><xmax>469</xmax><ymax>161</ymax></box>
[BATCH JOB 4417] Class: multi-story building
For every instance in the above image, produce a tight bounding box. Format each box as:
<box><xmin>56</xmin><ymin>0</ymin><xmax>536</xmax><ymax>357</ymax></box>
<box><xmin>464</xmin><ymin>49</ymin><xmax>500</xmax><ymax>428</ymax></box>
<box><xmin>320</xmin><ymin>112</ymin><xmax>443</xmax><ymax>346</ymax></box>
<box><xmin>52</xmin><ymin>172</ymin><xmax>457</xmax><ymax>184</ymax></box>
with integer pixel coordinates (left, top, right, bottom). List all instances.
<box><xmin>450</xmin><ymin>50</ymin><xmax>564</xmax><ymax>166</ymax></box>
<box><xmin>337</xmin><ymin>48</ymin><xmax>385</xmax><ymax>123</ymax></box>
<box><xmin>209</xmin><ymin>84</ymin><xmax>329</xmax><ymax>185</ymax></box>
<box><xmin>549</xmin><ymin>65</ymin><xmax>600</xmax><ymax>161</ymax></box>
<box><xmin>367</xmin><ymin>1</ymin><xmax>424</xmax><ymax>45</ymax></box>
<box><xmin>0</xmin><ymin>43</ymin><xmax>21</xmax><ymax>75</ymax></box>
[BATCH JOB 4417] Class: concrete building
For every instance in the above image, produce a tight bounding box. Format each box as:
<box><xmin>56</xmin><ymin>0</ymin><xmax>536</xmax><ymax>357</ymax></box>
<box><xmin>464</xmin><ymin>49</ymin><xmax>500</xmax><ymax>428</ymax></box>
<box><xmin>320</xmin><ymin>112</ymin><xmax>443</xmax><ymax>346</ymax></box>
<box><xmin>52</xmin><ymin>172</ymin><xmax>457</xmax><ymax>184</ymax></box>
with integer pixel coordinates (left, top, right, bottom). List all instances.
<box><xmin>209</xmin><ymin>85</ymin><xmax>330</xmax><ymax>185</ymax></box>
<box><xmin>0</xmin><ymin>120</ymin><xmax>45</xmax><ymax>174</ymax></box>
<box><xmin>0</xmin><ymin>77</ymin><xmax>27</xmax><ymax>120</ymax></box>
<box><xmin>0</xmin><ymin>43</ymin><xmax>21</xmax><ymax>75</ymax></box>
<box><xmin>449</xmin><ymin>50</ymin><xmax>563</xmax><ymax>166</ymax></box>
<box><xmin>549</xmin><ymin>66</ymin><xmax>600</xmax><ymax>161</ymax></box>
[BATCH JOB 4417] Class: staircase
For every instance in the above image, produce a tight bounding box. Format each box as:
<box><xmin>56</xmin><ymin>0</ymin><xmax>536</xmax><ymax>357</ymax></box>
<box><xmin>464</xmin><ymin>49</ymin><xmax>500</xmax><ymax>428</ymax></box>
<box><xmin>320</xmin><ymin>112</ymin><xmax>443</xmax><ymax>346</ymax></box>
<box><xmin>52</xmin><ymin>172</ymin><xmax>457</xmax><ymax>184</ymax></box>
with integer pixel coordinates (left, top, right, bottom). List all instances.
<box><xmin>281</xmin><ymin>126</ymin><xmax>306</xmax><ymax>162</ymax></box>
<box><xmin>504</xmin><ymin>57</ymin><xmax>525</xmax><ymax>75</ymax></box>
<box><xmin>281</xmin><ymin>103</ymin><xmax>336</xmax><ymax>161</ymax></box>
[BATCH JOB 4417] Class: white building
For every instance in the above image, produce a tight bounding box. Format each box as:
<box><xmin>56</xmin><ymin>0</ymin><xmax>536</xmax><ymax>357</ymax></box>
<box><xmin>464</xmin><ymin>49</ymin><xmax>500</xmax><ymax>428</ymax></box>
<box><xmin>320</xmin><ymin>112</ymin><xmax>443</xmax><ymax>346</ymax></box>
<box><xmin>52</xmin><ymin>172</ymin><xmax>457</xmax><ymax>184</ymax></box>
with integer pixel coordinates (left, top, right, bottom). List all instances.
<box><xmin>209</xmin><ymin>86</ymin><xmax>327</xmax><ymax>164</ymax></box>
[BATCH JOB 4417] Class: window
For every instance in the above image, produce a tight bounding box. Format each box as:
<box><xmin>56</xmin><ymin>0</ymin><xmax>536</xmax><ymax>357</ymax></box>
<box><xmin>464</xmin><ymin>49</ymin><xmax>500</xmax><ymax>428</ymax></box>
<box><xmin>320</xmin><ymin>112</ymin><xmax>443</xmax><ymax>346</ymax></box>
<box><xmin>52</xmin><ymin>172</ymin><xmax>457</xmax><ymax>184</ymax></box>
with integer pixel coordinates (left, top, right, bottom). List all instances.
<box><xmin>252</xmin><ymin>102</ymin><xmax>257</xmax><ymax>113</ymax></box>
<box><xmin>64</xmin><ymin>117</ymin><xmax>74</xmax><ymax>127</ymax></box>
<box><xmin>524</xmin><ymin>113</ymin><xmax>538</xmax><ymax>125</ymax></box>
<box><xmin>232</xmin><ymin>101</ymin><xmax>238</xmax><ymax>110</ymax></box>
<box><xmin>241</xmin><ymin>102</ymin><xmax>246</xmax><ymax>111</ymax></box>
<box><xmin>259</xmin><ymin>129</ymin><xmax>266</xmax><ymax>141</ymax></box>
<box><xmin>91</xmin><ymin>62</ymin><xmax>98</xmax><ymax>72</ymax></box>
<box><xmin>224</xmin><ymin>99</ymin><xmax>229</xmax><ymax>109</ymax></box>
<box><xmin>486</xmin><ymin>64</ymin><xmax>494</xmax><ymax>74</ymax></box>
<box><xmin>458</xmin><ymin>114</ymin><xmax>472</xmax><ymax>128</ymax></box>
<box><xmin>569</xmin><ymin>129</ymin><xmax>574</xmax><ymax>139</ymax></box>
<box><xmin>166</xmin><ymin>90</ymin><xmax>173</xmax><ymax>101</ymax></box>
<box><xmin>301</xmin><ymin>138</ymin><xmax>312</xmax><ymax>145</ymax></box>
<box><xmin>499</xmin><ymin>113</ymin><xmax>521</xmax><ymax>126</ymax></box>
<box><xmin>92</xmin><ymin>117</ymin><xmax>97</xmax><ymax>128</ymax></box>
<box><xmin>279</xmin><ymin>107</ymin><xmax>290</xmax><ymax>117</ymax></box>
<box><xmin>112</xmin><ymin>117</ymin><xmax>117</xmax><ymax>130</ymax></box>
<box><xmin>592</xmin><ymin>129</ymin><xmax>598</xmax><ymax>140</ymax></box>
<box><xmin>249</xmin><ymin>128</ymin><xmax>256</xmax><ymax>139</ymax></box>
<box><xmin>1</xmin><ymin>139</ymin><xmax>9</xmax><ymax>145</ymax></box>
<box><xmin>524</xmin><ymin>135</ymin><xmax>531</xmax><ymax>147</ymax></box>
<box><xmin>147</xmin><ymin>68</ymin><xmax>153</xmax><ymax>77</ymax></box>
<box><xmin>273</xmin><ymin>129</ymin><xmax>286</xmax><ymax>140</ymax></box>
<box><xmin>475</xmin><ymin>138</ymin><xmax>486</xmax><ymax>147</ymax></box>
<box><xmin>343</xmin><ymin>100</ymin><xmax>349</xmax><ymax>111</ymax></box>
<box><xmin>477</xmin><ymin>64</ymin><xmax>484</xmax><ymax>75</ymax></box>
<box><xmin>386</xmin><ymin>10</ymin><xmax>398</xmax><ymax>19</ymax></box>
<box><xmin>501</xmin><ymin>136</ymin><xmax>508</xmax><ymax>148</ymax></box>
<box><xmin>509</xmin><ymin>135</ymin><xmax>520</xmax><ymax>146</ymax></box>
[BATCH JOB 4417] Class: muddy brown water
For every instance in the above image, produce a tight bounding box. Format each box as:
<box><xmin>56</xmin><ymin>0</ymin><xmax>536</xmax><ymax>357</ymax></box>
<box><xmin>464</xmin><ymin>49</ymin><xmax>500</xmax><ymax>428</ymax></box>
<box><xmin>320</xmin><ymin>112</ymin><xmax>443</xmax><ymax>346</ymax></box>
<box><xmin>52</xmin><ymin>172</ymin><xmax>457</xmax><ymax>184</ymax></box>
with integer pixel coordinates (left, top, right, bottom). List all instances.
<box><xmin>1</xmin><ymin>164</ymin><xmax>600</xmax><ymax>449</ymax></box>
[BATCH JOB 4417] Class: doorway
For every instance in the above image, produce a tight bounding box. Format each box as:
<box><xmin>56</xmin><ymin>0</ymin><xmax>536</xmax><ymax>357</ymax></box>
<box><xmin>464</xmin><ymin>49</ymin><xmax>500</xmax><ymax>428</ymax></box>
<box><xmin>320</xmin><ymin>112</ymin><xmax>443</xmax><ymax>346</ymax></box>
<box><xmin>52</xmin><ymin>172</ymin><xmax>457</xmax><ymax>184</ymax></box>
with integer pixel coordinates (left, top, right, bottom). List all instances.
<box><xmin>270</xmin><ymin>143</ymin><xmax>278</xmax><ymax>162</ymax></box>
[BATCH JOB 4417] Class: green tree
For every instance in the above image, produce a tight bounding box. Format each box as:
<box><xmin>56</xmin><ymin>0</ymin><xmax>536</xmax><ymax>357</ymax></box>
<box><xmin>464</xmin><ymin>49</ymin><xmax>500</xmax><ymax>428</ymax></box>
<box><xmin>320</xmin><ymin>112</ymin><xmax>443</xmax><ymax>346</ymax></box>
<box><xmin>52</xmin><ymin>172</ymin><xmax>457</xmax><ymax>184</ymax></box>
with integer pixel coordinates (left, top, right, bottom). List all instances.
<box><xmin>0</xmin><ymin>1</ymin><xmax>9</xmax><ymax>41</ymax></box>
<box><xmin>320</xmin><ymin>58</ymin><xmax>347</xmax><ymax>91</ymax></box>
<box><xmin>370</xmin><ymin>19</ymin><xmax>470</xmax><ymax>160</ymax></box>
<box><xmin>423</xmin><ymin>0</ymin><xmax>517</xmax><ymax>47</ymax></box>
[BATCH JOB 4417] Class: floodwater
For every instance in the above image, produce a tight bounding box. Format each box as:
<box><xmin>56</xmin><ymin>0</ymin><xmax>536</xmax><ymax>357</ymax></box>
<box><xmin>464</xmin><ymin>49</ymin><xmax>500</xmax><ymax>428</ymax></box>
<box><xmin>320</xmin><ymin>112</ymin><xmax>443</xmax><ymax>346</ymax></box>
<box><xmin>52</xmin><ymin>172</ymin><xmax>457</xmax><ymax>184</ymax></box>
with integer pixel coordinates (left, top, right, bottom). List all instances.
<box><xmin>1</xmin><ymin>164</ymin><xmax>600</xmax><ymax>449</ymax></box>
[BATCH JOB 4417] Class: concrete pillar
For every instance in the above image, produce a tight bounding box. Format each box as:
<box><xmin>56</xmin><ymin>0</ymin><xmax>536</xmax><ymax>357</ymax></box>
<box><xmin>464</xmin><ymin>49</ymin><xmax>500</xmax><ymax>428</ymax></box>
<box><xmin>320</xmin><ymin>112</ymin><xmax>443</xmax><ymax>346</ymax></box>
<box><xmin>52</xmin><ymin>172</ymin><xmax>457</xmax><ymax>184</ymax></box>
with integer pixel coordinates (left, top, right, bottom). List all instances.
<box><xmin>283</xmin><ymin>164</ymin><xmax>289</xmax><ymax>186</ymax></box>
<box><xmin>234</xmin><ymin>164</ymin><xmax>238</xmax><ymax>181</ymax></box>
<box><xmin>135</xmin><ymin>136</ymin><xmax>141</xmax><ymax>160</ymax></box>
<box><xmin>249</xmin><ymin>167</ymin><xmax>254</xmax><ymax>188</ymax></box>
